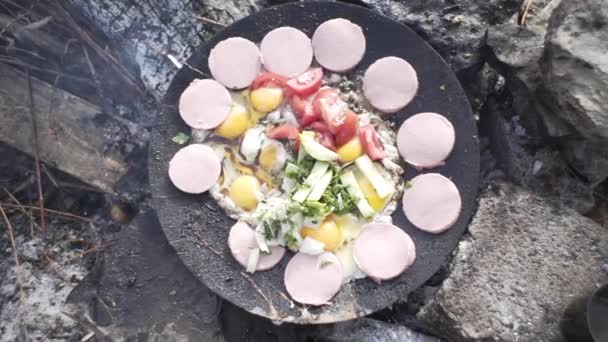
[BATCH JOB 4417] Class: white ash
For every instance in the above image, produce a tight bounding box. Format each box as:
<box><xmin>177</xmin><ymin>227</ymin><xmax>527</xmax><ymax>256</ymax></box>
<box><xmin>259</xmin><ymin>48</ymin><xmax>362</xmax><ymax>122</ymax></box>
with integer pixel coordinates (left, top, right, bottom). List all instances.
<box><xmin>0</xmin><ymin>234</ymin><xmax>89</xmax><ymax>341</ymax></box>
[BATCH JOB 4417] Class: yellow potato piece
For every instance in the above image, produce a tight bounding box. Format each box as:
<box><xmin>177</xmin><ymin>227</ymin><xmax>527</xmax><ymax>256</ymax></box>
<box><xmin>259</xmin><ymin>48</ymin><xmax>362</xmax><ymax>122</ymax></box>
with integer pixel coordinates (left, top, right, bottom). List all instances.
<box><xmin>216</xmin><ymin>105</ymin><xmax>249</xmax><ymax>139</ymax></box>
<box><xmin>250</xmin><ymin>87</ymin><xmax>284</xmax><ymax>113</ymax></box>
<box><xmin>301</xmin><ymin>219</ymin><xmax>343</xmax><ymax>252</ymax></box>
<box><xmin>356</xmin><ymin>175</ymin><xmax>387</xmax><ymax>212</ymax></box>
<box><xmin>229</xmin><ymin>175</ymin><xmax>261</xmax><ymax>211</ymax></box>
<box><xmin>337</xmin><ymin>137</ymin><xmax>364</xmax><ymax>163</ymax></box>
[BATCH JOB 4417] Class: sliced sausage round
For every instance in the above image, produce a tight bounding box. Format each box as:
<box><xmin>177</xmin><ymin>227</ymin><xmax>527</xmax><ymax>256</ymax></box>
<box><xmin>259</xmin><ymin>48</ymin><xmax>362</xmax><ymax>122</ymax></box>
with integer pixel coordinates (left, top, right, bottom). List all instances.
<box><xmin>284</xmin><ymin>252</ymin><xmax>343</xmax><ymax>305</ymax></box>
<box><xmin>179</xmin><ymin>79</ymin><xmax>232</xmax><ymax>129</ymax></box>
<box><xmin>228</xmin><ymin>221</ymin><xmax>285</xmax><ymax>271</ymax></box>
<box><xmin>402</xmin><ymin>173</ymin><xmax>461</xmax><ymax>234</ymax></box>
<box><xmin>209</xmin><ymin>37</ymin><xmax>262</xmax><ymax>89</ymax></box>
<box><xmin>312</xmin><ymin>18</ymin><xmax>366</xmax><ymax>72</ymax></box>
<box><xmin>363</xmin><ymin>56</ymin><xmax>418</xmax><ymax>113</ymax></box>
<box><xmin>260</xmin><ymin>27</ymin><xmax>313</xmax><ymax>77</ymax></box>
<box><xmin>168</xmin><ymin>144</ymin><xmax>221</xmax><ymax>194</ymax></box>
<box><xmin>352</xmin><ymin>223</ymin><xmax>415</xmax><ymax>281</ymax></box>
<box><xmin>397</xmin><ymin>112</ymin><xmax>455</xmax><ymax>168</ymax></box>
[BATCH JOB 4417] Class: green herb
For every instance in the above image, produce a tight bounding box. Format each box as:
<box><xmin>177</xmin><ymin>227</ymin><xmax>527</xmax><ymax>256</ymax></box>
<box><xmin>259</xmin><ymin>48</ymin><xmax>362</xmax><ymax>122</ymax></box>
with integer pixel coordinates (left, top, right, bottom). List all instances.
<box><xmin>287</xmin><ymin>155</ymin><xmax>316</xmax><ymax>183</ymax></box>
<box><xmin>284</xmin><ymin>230</ymin><xmax>299</xmax><ymax>251</ymax></box>
<box><xmin>172</xmin><ymin>132</ymin><xmax>190</xmax><ymax>145</ymax></box>
<box><xmin>404</xmin><ymin>180</ymin><xmax>413</xmax><ymax>189</ymax></box>
<box><xmin>262</xmin><ymin>220</ymin><xmax>281</xmax><ymax>240</ymax></box>
<box><xmin>319</xmin><ymin>165</ymin><xmax>358</xmax><ymax>215</ymax></box>
<box><xmin>319</xmin><ymin>260</ymin><xmax>333</xmax><ymax>268</ymax></box>
<box><xmin>300</xmin><ymin>200</ymin><xmax>331</xmax><ymax>219</ymax></box>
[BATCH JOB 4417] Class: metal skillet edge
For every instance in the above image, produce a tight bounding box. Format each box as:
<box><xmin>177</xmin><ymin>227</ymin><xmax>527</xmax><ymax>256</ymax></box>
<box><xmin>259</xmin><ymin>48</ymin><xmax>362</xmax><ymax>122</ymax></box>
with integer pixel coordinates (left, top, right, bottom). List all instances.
<box><xmin>148</xmin><ymin>1</ymin><xmax>480</xmax><ymax>324</ymax></box>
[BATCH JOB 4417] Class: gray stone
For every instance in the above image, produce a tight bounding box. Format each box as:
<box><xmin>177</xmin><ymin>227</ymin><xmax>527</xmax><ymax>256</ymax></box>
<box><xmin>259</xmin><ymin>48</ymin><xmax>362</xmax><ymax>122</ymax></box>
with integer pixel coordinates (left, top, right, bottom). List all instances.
<box><xmin>539</xmin><ymin>0</ymin><xmax>608</xmax><ymax>185</ymax></box>
<box><xmin>481</xmin><ymin>96</ymin><xmax>595</xmax><ymax>213</ymax></box>
<box><xmin>486</xmin><ymin>0</ymin><xmax>608</xmax><ymax>186</ymax></box>
<box><xmin>542</xmin><ymin>0</ymin><xmax>608</xmax><ymax>141</ymax></box>
<box><xmin>318</xmin><ymin>318</ymin><xmax>442</xmax><ymax>342</ymax></box>
<box><xmin>417</xmin><ymin>182</ymin><xmax>608</xmax><ymax>341</ymax></box>
<box><xmin>363</xmin><ymin>0</ymin><xmax>523</xmax><ymax>78</ymax></box>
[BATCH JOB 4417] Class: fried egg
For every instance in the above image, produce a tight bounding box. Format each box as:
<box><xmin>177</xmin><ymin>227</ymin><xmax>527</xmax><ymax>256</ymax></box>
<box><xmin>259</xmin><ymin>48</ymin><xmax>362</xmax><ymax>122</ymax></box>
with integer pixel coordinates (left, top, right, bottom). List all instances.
<box><xmin>259</xmin><ymin>139</ymin><xmax>288</xmax><ymax>173</ymax></box>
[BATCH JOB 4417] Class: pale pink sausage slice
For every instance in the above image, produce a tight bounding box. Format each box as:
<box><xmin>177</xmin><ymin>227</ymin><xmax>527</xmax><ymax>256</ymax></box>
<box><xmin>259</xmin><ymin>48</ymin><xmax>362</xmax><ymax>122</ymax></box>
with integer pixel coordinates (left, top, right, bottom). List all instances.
<box><xmin>312</xmin><ymin>18</ymin><xmax>366</xmax><ymax>72</ymax></box>
<box><xmin>260</xmin><ymin>27</ymin><xmax>313</xmax><ymax>77</ymax></box>
<box><xmin>168</xmin><ymin>144</ymin><xmax>221</xmax><ymax>194</ymax></box>
<box><xmin>397</xmin><ymin>112</ymin><xmax>455</xmax><ymax>168</ymax></box>
<box><xmin>363</xmin><ymin>56</ymin><xmax>418</xmax><ymax>113</ymax></box>
<box><xmin>284</xmin><ymin>252</ymin><xmax>342</xmax><ymax>305</ymax></box>
<box><xmin>353</xmin><ymin>223</ymin><xmax>416</xmax><ymax>281</ymax></box>
<box><xmin>178</xmin><ymin>79</ymin><xmax>232</xmax><ymax>129</ymax></box>
<box><xmin>402</xmin><ymin>173</ymin><xmax>462</xmax><ymax>234</ymax></box>
<box><xmin>209</xmin><ymin>37</ymin><xmax>262</xmax><ymax>89</ymax></box>
<box><xmin>228</xmin><ymin>221</ymin><xmax>285</xmax><ymax>271</ymax></box>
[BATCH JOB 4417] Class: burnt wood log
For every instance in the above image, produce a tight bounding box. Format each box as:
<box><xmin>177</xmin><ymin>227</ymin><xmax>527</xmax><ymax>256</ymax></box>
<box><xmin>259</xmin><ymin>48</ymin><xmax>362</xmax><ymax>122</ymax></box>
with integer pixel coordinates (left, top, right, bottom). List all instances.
<box><xmin>65</xmin><ymin>0</ymin><xmax>267</xmax><ymax>99</ymax></box>
<box><xmin>0</xmin><ymin>62</ymin><xmax>127</xmax><ymax>192</ymax></box>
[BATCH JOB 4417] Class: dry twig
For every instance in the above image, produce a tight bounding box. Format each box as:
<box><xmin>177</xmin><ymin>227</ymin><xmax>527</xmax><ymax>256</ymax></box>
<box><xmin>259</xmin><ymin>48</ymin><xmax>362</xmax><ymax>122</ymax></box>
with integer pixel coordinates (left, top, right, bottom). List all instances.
<box><xmin>0</xmin><ymin>205</ymin><xmax>28</xmax><ymax>337</ymax></box>
<box><xmin>26</xmin><ymin>68</ymin><xmax>47</xmax><ymax>235</ymax></box>
<box><xmin>192</xmin><ymin>15</ymin><xmax>227</xmax><ymax>28</ymax></box>
<box><xmin>62</xmin><ymin>239</ymin><xmax>115</xmax><ymax>263</ymax></box>
<box><xmin>520</xmin><ymin>0</ymin><xmax>534</xmax><ymax>25</ymax></box>
<box><xmin>0</xmin><ymin>203</ymin><xmax>91</xmax><ymax>222</ymax></box>
<box><xmin>2</xmin><ymin>187</ymin><xmax>42</xmax><ymax>233</ymax></box>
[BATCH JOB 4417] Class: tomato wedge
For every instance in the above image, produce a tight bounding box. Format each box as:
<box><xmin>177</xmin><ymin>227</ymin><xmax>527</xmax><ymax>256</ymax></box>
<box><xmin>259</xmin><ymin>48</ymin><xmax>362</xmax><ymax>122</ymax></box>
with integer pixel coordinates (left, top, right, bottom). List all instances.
<box><xmin>309</xmin><ymin>121</ymin><xmax>331</xmax><ymax>134</ymax></box>
<box><xmin>266</xmin><ymin>124</ymin><xmax>300</xmax><ymax>140</ymax></box>
<box><xmin>313</xmin><ymin>88</ymin><xmax>347</xmax><ymax>134</ymax></box>
<box><xmin>290</xmin><ymin>95</ymin><xmax>320</xmax><ymax>127</ymax></box>
<box><xmin>286</xmin><ymin>68</ymin><xmax>323</xmax><ymax>97</ymax></box>
<box><xmin>315</xmin><ymin>131</ymin><xmax>336</xmax><ymax>151</ymax></box>
<box><xmin>359</xmin><ymin>124</ymin><xmax>386</xmax><ymax>160</ymax></box>
<box><xmin>334</xmin><ymin>111</ymin><xmax>359</xmax><ymax>147</ymax></box>
<box><xmin>251</xmin><ymin>72</ymin><xmax>287</xmax><ymax>89</ymax></box>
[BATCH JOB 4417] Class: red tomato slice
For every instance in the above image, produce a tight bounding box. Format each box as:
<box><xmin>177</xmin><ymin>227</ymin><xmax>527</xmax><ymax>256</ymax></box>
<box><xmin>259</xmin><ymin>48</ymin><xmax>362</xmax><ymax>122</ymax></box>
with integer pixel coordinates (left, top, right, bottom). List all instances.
<box><xmin>359</xmin><ymin>124</ymin><xmax>386</xmax><ymax>160</ymax></box>
<box><xmin>334</xmin><ymin>111</ymin><xmax>359</xmax><ymax>147</ymax></box>
<box><xmin>315</xmin><ymin>131</ymin><xmax>336</xmax><ymax>151</ymax></box>
<box><xmin>309</xmin><ymin>121</ymin><xmax>331</xmax><ymax>134</ymax></box>
<box><xmin>251</xmin><ymin>72</ymin><xmax>287</xmax><ymax>89</ymax></box>
<box><xmin>313</xmin><ymin>88</ymin><xmax>347</xmax><ymax>134</ymax></box>
<box><xmin>286</xmin><ymin>68</ymin><xmax>323</xmax><ymax>97</ymax></box>
<box><xmin>290</xmin><ymin>95</ymin><xmax>320</xmax><ymax>127</ymax></box>
<box><xmin>267</xmin><ymin>124</ymin><xmax>300</xmax><ymax>140</ymax></box>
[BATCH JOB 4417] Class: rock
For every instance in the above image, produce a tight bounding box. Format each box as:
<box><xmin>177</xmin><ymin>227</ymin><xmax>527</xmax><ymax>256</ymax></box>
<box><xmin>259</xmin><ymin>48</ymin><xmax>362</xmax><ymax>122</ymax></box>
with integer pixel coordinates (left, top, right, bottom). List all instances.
<box><xmin>417</xmin><ymin>182</ymin><xmax>608</xmax><ymax>341</ymax></box>
<box><xmin>361</xmin><ymin>0</ymin><xmax>524</xmax><ymax>79</ymax></box>
<box><xmin>542</xmin><ymin>0</ymin><xmax>608</xmax><ymax>141</ymax></box>
<box><xmin>539</xmin><ymin>0</ymin><xmax>608</xmax><ymax>185</ymax></box>
<box><xmin>480</xmin><ymin>96</ymin><xmax>596</xmax><ymax>213</ymax></box>
<box><xmin>317</xmin><ymin>318</ymin><xmax>442</xmax><ymax>342</ymax></box>
<box><xmin>486</xmin><ymin>0</ymin><xmax>608</xmax><ymax>187</ymax></box>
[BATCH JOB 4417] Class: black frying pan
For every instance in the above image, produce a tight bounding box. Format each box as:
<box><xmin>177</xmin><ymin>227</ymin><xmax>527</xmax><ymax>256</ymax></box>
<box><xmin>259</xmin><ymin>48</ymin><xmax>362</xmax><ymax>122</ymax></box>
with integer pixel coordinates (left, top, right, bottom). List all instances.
<box><xmin>149</xmin><ymin>1</ymin><xmax>480</xmax><ymax>324</ymax></box>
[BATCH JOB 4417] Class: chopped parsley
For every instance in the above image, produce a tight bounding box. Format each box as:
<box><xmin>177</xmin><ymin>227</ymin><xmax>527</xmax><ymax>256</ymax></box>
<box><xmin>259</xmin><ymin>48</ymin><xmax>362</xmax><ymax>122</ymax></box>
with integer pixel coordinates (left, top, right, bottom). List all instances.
<box><xmin>284</xmin><ymin>231</ymin><xmax>299</xmax><ymax>251</ymax></box>
<box><xmin>404</xmin><ymin>180</ymin><xmax>413</xmax><ymax>189</ymax></box>
<box><xmin>172</xmin><ymin>132</ymin><xmax>190</xmax><ymax>145</ymax></box>
<box><xmin>262</xmin><ymin>219</ymin><xmax>281</xmax><ymax>240</ymax></box>
<box><xmin>319</xmin><ymin>260</ymin><xmax>333</xmax><ymax>268</ymax></box>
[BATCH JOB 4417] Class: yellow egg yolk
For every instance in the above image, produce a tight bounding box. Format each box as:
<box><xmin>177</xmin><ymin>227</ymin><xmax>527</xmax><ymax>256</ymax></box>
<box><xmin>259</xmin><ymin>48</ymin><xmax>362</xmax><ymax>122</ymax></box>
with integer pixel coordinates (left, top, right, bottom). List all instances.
<box><xmin>250</xmin><ymin>87</ymin><xmax>283</xmax><ymax>113</ymax></box>
<box><xmin>356</xmin><ymin>175</ymin><xmax>387</xmax><ymax>212</ymax></box>
<box><xmin>259</xmin><ymin>144</ymin><xmax>278</xmax><ymax>172</ymax></box>
<box><xmin>229</xmin><ymin>175</ymin><xmax>261</xmax><ymax>211</ymax></box>
<box><xmin>301</xmin><ymin>219</ymin><xmax>343</xmax><ymax>252</ymax></box>
<box><xmin>215</xmin><ymin>104</ymin><xmax>249</xmax><ymax>139</ymax></box>
<box><xmin>337</xmin><ymin>137</ymin><xmax>364</xmax><ymax>163</ymax></box>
